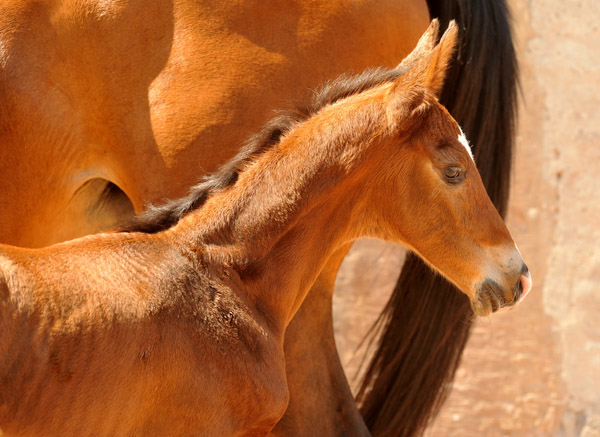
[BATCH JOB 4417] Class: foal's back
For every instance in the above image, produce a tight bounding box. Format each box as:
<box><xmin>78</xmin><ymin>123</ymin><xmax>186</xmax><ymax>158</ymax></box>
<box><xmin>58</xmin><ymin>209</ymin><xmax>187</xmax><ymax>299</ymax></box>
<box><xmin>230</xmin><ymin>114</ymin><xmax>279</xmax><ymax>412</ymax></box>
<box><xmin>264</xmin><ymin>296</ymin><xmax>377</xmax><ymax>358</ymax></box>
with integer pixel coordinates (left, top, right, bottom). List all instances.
<box><xmin>0</xmin><ymin>233</ymin><xmax>286</xmax><ymax>436</ymax></box>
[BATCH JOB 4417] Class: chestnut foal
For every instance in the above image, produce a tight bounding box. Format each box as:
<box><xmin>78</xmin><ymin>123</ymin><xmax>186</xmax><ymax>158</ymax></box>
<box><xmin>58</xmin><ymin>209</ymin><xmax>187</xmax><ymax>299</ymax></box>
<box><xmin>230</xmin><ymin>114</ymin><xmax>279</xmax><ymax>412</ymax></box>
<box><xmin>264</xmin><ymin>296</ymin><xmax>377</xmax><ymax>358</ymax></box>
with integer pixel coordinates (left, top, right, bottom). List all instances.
<box><xmin>0</xmin><ymin>22</ymin><xmax>529</xmax><ymax>436</ymax></box>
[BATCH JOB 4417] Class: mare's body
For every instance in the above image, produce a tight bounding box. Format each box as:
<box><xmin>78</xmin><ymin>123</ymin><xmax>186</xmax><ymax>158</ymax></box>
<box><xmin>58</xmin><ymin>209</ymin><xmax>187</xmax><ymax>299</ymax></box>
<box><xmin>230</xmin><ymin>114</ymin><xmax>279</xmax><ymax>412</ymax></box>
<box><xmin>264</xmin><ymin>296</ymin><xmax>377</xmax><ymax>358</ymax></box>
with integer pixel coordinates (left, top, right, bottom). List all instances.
<box><xmin>0</xmin><ymin>3</ymin><xmax>427</xmax><ymax>433</ymax></box>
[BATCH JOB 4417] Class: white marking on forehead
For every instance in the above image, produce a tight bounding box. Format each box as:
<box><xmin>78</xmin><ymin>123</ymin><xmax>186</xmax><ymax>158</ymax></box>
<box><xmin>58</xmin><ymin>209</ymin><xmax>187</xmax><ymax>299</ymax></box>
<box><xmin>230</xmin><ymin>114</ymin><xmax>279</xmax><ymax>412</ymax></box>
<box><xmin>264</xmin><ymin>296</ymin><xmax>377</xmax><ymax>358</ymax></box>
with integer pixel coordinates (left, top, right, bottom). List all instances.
<box><xmin>457</xmin><ymin>128</ymin><xmax>475</xmax><ymax>162</ymax></box>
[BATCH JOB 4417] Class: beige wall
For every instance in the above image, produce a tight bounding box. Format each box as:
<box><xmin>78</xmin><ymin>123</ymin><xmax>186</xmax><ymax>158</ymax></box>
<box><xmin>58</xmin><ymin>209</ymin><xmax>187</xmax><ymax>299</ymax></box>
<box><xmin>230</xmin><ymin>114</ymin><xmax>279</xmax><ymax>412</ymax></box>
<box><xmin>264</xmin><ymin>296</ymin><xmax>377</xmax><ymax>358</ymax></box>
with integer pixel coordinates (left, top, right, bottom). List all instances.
<box><xmin>334</xmin><ymin>1</ymin><xmax>600</xmax><ymax>435</ymax></box>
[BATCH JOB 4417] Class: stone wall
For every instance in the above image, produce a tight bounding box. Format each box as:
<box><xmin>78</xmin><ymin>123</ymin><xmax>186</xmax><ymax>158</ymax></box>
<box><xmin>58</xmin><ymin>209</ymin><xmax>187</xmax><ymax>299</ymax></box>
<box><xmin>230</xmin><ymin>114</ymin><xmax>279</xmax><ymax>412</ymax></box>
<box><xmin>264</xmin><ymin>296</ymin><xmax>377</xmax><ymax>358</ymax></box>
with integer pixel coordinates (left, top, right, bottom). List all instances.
<box><xmin>334</xmin><ymin>1</ymin><xmax>600</xmax><ymax>435</ymax></box>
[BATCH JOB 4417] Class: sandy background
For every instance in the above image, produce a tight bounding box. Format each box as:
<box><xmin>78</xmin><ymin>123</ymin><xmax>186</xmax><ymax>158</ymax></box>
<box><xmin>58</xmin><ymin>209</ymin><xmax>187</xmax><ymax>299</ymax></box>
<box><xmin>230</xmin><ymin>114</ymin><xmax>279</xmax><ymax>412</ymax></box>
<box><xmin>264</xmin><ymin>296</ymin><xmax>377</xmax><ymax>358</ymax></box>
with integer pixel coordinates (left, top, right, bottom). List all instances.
<box><xmin>334</xmin><ymin>1</ymin><xmax>600</xmax><ymax>435</ymax></box>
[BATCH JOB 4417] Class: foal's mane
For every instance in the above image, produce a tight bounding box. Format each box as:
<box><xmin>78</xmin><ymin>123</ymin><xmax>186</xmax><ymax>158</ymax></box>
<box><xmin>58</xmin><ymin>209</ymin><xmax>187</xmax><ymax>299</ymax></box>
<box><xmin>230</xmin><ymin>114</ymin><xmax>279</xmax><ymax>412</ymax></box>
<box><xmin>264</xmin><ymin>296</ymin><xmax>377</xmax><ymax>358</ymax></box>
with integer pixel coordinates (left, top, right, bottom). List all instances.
<box><xmin>122</xmin><ymin>67</ymin><xmax>406</xmax><ymax>233</ymax></box>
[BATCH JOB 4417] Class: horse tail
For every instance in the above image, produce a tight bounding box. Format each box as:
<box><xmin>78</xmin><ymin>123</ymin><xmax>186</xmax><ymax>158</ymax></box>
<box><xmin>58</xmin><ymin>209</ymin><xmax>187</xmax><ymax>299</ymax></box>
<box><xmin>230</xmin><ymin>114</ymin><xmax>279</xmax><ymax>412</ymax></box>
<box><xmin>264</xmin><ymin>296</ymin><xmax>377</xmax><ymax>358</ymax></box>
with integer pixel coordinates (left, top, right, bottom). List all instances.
<box><xmin>356</xmin><ymin>1</ymin><xmax>518</xmax><ymax>436</ymax></box>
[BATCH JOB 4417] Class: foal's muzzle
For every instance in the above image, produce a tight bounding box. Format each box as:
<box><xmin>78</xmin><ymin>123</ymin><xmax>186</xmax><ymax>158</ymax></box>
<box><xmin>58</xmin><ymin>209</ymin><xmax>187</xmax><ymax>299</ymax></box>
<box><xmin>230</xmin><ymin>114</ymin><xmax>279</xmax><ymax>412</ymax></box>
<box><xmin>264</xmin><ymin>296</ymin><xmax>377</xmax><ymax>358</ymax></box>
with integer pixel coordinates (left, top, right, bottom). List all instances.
<box><xmin>475</xmin><ymin>264</ymin><xmax>532</xmax><ymax>315</ymax></box>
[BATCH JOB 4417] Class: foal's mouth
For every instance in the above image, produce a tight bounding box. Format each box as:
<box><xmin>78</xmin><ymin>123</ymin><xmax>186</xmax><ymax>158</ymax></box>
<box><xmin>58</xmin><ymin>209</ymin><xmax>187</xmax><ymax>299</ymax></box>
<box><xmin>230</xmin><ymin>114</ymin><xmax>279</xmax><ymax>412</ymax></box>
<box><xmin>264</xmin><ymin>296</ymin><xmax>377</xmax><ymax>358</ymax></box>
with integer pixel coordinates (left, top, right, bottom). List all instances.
<box><xmin>473</xmin><ymin>279</ymin><xmax>518</xmax><ymax>316</ymax></box>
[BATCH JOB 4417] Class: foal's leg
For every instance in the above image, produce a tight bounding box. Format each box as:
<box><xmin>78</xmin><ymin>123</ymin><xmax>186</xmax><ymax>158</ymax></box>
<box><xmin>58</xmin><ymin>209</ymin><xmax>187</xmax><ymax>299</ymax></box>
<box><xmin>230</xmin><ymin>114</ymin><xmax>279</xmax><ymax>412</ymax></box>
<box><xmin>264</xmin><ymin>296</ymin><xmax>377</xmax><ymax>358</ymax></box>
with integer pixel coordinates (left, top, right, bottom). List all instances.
<box><xmin>272</xmin><ymin>244</ymin><xmax>369</xmax><ymax>436</ymax></box>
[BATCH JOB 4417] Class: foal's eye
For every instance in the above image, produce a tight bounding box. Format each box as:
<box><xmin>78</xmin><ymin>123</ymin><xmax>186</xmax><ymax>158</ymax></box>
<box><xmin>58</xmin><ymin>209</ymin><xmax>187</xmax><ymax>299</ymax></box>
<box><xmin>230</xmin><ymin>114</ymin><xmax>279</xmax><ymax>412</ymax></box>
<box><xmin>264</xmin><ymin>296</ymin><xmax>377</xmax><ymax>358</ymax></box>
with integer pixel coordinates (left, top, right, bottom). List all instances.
<box><xmin>443</xmin><ymin>166</ymin><xmax>462</xmax><ymax>183</ymax></box>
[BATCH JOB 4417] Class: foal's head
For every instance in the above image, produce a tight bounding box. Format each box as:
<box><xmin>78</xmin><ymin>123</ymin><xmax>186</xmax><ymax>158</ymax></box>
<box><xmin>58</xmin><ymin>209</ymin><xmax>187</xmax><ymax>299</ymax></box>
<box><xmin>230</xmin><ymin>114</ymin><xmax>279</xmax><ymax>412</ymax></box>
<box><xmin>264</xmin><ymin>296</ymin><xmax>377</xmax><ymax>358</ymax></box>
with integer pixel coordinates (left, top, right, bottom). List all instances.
<box><xmin>363</xmin><ymin>21</ymin><xmax>530</xmax><ymax>316</ymax></box>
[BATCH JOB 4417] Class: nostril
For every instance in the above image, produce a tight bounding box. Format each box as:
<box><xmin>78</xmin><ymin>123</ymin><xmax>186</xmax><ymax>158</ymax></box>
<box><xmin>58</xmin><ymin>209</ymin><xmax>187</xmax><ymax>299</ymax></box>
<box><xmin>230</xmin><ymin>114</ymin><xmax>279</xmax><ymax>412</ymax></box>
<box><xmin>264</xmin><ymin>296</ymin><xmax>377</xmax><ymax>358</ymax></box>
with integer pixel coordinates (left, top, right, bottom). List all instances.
<box><xmin>518</xmin><ymin>269</ymin><xmax>532</xmax><ymax>303</ymax></box>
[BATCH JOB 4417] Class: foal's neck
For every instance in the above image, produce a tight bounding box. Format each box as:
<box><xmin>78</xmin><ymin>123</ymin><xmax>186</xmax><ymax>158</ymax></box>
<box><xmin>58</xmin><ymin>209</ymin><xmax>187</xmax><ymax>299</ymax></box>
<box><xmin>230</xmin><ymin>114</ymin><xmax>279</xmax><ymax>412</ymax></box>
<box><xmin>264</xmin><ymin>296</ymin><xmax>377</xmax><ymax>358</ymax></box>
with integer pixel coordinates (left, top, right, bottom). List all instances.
<box><xmin>177</xmin><ymin>100</ymin><xmax>382</xmax><ymax>330</ymax></box>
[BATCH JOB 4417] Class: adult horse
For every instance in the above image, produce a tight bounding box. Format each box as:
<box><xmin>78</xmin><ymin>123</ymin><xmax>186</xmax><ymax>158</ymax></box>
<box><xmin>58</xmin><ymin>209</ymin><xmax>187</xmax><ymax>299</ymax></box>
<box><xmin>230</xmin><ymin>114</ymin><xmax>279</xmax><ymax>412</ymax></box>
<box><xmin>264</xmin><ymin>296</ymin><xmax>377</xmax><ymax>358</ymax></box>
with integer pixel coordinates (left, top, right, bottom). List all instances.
<box><xmin>0</xmin><ymin>23</ymin><xmax>530</xmax><ymax>435</ymax></box>
<box><xmin>0</xmin><ymin>1</ymin><xmax>517</xmax><ymax>435</ymax></box>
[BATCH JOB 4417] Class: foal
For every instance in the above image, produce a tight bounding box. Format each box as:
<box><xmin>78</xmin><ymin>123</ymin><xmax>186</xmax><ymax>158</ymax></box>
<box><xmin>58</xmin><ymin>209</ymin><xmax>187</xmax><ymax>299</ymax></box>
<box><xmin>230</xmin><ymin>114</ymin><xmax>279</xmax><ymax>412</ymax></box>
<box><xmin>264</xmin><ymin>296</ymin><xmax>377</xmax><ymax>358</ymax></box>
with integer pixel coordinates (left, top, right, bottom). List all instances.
<box><xmin>0</xmin><ymin>22</ymin><xmax>530</xmax><ymax>436</ymax></box>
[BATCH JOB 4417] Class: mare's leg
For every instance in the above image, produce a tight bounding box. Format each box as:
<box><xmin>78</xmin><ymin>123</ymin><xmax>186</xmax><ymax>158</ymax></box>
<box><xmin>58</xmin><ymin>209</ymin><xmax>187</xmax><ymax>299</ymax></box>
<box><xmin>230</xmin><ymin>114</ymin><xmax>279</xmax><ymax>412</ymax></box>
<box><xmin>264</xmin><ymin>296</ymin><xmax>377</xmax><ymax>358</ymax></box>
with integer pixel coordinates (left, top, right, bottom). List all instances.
<box><xmin>272</xmin><ymin>244</ymin><xmax>369</xmax><ymax>436</ymax></box>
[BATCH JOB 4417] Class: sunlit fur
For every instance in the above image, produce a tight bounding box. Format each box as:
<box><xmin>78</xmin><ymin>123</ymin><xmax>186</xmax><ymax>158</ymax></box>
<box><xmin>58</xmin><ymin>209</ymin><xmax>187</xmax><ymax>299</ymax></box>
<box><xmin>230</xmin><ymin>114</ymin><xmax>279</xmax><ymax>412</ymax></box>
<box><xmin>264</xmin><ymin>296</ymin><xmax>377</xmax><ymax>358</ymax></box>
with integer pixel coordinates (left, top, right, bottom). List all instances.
<box><xmin>0</xmin><ymin>21</ymin><xmax>525</xmax><ymax>436</ymax></box>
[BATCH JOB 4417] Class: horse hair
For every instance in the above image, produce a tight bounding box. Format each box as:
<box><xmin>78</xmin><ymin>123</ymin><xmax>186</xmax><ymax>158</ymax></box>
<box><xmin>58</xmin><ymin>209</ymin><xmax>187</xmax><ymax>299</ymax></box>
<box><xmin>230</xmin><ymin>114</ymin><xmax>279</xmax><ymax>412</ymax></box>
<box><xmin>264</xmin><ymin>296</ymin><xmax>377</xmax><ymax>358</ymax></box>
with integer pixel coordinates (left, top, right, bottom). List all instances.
<box><xmin>121</xmin><ymin>67</ymin><xmax>405</xmax><ymax>234</ymax></box>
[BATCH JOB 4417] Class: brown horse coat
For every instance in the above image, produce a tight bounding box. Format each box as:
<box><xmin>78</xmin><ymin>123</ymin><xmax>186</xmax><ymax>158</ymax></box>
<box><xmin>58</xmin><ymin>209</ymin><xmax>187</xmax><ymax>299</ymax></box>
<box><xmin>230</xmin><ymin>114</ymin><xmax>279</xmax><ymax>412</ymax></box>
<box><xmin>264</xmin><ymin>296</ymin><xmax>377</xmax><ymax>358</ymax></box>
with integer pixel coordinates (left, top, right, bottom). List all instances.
<box><xmin>0</xmin><ymin>22</ymin><xmax>529</xmax><ymax>435</ymax></box>
<box><xmin>0</xmin><ymin>3</ymin><xmax>429</xmax><ymax>432</ymax></box>
<box><xmin>0</xmin><ymin>1</ymin><xmax>519</xmax><ymax>435</ymax></box>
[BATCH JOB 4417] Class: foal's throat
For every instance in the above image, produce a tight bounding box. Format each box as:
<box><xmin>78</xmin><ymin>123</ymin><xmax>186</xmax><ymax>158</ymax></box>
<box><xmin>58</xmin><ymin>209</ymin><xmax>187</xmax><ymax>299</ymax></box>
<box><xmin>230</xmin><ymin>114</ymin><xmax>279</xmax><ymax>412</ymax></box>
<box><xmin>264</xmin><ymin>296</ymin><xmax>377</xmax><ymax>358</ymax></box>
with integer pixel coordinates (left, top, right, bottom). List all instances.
<box><xmin>177</xmin><ymin>110</ymin><xmax>376</xmax><ymax>326</ymax></box>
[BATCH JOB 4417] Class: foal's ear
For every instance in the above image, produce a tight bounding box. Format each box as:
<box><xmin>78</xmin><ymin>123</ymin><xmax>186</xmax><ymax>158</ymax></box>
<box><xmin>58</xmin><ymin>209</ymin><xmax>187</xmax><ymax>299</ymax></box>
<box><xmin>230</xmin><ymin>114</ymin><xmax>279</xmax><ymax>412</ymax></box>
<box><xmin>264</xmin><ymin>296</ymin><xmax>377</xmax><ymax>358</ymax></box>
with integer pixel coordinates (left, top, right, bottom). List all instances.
<box><xmin>387</xmin><ymin>20</ymin><xmax>458</xmax><ymax>119</ymax></box>
<box><xmin>423</xmin><ymin>20</ymin><xmax>458</xmax><ymax>96</ymax></box>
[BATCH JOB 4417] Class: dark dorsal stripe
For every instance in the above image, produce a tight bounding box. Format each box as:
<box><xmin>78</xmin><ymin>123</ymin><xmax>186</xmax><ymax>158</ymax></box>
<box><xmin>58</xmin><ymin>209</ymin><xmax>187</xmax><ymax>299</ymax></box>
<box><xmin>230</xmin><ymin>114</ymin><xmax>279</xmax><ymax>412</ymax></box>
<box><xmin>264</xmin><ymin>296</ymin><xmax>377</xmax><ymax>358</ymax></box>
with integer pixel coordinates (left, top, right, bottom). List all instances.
<box><xmin>122</xmin><ymin>67</ymin><xmax>405</xmax><ymax>234</ymax></box>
